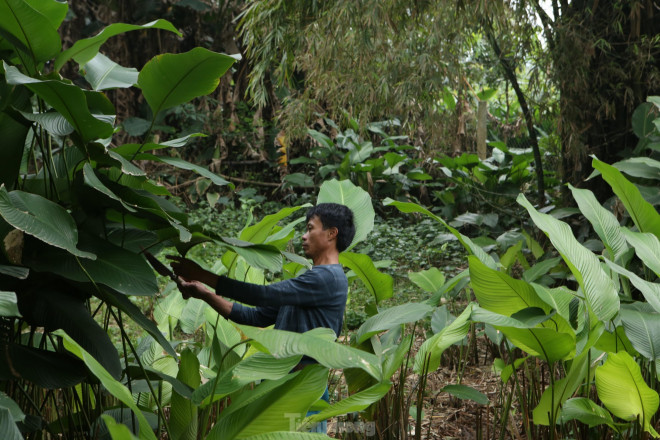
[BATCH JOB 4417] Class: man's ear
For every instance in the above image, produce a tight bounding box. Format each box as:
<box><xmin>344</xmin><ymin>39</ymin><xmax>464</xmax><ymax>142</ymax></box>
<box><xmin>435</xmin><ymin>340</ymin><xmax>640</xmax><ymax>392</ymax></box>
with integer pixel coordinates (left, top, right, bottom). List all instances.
<box><xmin>327</xmin><ymin>227</ymin><xmax>338</xmax><ymax>240</ymax></box>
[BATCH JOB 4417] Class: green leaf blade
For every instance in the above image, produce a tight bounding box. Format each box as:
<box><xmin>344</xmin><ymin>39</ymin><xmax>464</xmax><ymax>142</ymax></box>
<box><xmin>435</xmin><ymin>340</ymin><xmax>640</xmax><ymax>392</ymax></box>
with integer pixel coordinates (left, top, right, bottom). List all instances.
<box><xmin>138</xmin><ymin>48</ymin><xmax>235</xmax><ymax>117</ymax></box>
<box><xmin>0</xmin><ymin>186</ymin><xmax>95</xmax><ymax>259</ymax></box>
<box><xmin>595</xmin><ymin>351</ymin><xmax>659</xmax><ymax>437</ymax></box>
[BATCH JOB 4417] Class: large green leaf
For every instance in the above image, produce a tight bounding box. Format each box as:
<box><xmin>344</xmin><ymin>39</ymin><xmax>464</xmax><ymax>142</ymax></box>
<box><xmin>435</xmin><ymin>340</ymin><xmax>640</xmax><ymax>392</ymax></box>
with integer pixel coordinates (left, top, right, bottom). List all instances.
<box><xmin>593</xmin><ymin>158</ymin><xmax>660</xmax><ymax>239</ymax></box>
<box><xmin>4</xmin><ymin>64</ymin><xmax>114</xmax><ymax>143</ymax></box>
<box><xmin>123</xmin><ymin>365</ymin><xmax>192</xmax><ymax>399</ymax></box>
<box><xmin>138</xmin><ymin>47</ymin><xmax>235</xmax><ymax>117</ymax></box>
<box><xmin>54</xmin><ymin>20</ymin><xmax>181</xmax><ymax>71</ymax></box>
<box><xmin>559</xmin><ymin>397</ymin><xmax>617</xmax><ymax>429</ymax></box>
<box><xmin>339</xmin><ymin>252</ymin><xmax>393</xmax><ymax>303</ymax></box>
<box><xmin>0</xmin><ymin>291</ymin><xmax>20</xmax><ymax>317</ymax></box>
<box><xmin>240</xmin><ymin>205</ymin><xmax>308</xmax><ymax>244</ymax></box>
<box><xmin>0</xmin><ymin>0</ymin><xmax>62</xmax><ymax>65</ymax></box>
<box><xmin>0</xmin><ymin>186</ymin><xmax>95</xmax><ymax>259</ymax></box>
<box><xmin>441</xmin><ymin>384</ymin><xmax>489</xmax><ymax>405</ymax></box>
<box><xmin>20</xmin><ymin>110</ymin><xmax>73</xmax><ymax>136</ymax></box>
<box><xmin>522</xmin><ymin>257</ymin><xmax>562</xmax><ymax>283</ymax></box>
<box><xmin>469</xmin><ymin>256</ymin><xmax>549</xmax><ymax>316</ymax></box>
<box><xmin>179</xmin><ymin>297</ymin><xmax>207</xmax><ymax>334</ymax></box>
<box><xmin>498</xmin><ymin>326</ymin><xmax>576</xmax><ymax>363</ymax></box>
<box><xmin>533</xmin><ymin>351</ymin><xmax>590</xmax><ymax>425</ymax></box>
<box><xmin>620</xmin><ymin>306</ymin><xmax>660</xmax><ymax>363</ymax></box>
<box><xmin>83</xmin><ymin>163</ymin><xmax>136</xmax><ymax>212</ymax></box>
<box><xmin>238</xmin><ymin>325</ymin><xmax>382</xmax><ymax>380</ymax></box>
<box><xmin>0</xmin><ymin>344</ymin><xmax>87</xmax><ymax>388</ymax></box>
<box><xmin>0</xmin><ymin>264</ymin><xmax>28</xmax><ymax>279</ymax></box>
<box><xmin>569</xmin><ymin>184</ymin><xmax>628</xmax><ymax>262</ymax></box>
<box><xmin>59</xmin><ymin>331</ymin><xmax>158</xmax><ymax>440</ymax></box>
<box><xmin>111</xmin><ymin>134</ymin><xmax>206</xmax><ymax>156</ymax></box>
<box><xmin>18</xmin><ymin>287</ymin><xmax>121</xmax><ymax>379</ymax></box>
<box><xmin>170</xmin><ymin>349</ymin><xmax>200</xmax><ymax>440</ymax></box>
<box><xmin>0</xmin><ymin>393</ymin><xmax>23</xmax><ymax>424</ymax></box>
<box><xmin>612</xmin><ymin>157</ymin><xmax>660</xmax><ymax>180</ymax></box>
<box><xmin>384</xmin><ymin>198</ymin><xmax>497</xmax><ymax>269</ymax></box>
<box><xmin>604</xmin><ymin>259</ymin><xmax>660</xmax><ymax>313</ymax></box>
<box><xmin>303</xmin><ymin>381</ymin><xmax>392</xmax><ymax>426</ymax></box>
<box><xmin>414</xmin><ymin>303</ymin><xmax>474</xmax><ymax>374</ymax></box>
<box><xmin>82</xmin><ymin>53</ymin><xmax>139</xmax><ymax>91</ymax></box>
<box><xmin>408</xmin><ymin>267</ymin><xmax>446</xmax><ymax>292</ymax></box>
<box><xmin>356</xmin><ymin>303</ymin><xmax>433</xmax><ymax>344</ymax></box>
<box><xmin>595</xmin><ymin>351</ymin><xmax>659</xmax><ymax>437</ymax></box>
<box><xmin>220</xmin><ymin>237</ymin><xmax>283</xmax><ymax>273</ymax></box>
<box><xmin>531</xmin><ymin>284</ymin><xmax>583</xmax><ymax>332</ymax></box>
<box><xmin>471</xmin><ymin>306</ymin><xmax>554</xmax><ymax>329</ymax></box>
<box><xmin>317</xmin><ymin>179</ymin><xmax>374</xmax><ymax>250</ymax></box>
<box><xmin>26</xmin><ymin>233</ymin><xmax>157</xmax><ymax>296</ymax></box>
<box><xmin>207</xmin><ymin>365</ymin><xmax>328</xmax><ymax>439</ymax></box>
<box><xmin>192</xmin><ymin>352</ymin><xmax>301</xmax><ymax>406</ymax></box>
<box><xmin>0</xmin><ymin>96</ymin><xmax>30</xmax><ymax>188</ymax></box>
<box><xmin>109</xmin><ymin>185</ymin><xmax>191</xmax><ymax>243</ymax></box>
<box><xmin>102</xmin><ymin>415</ymin><xmax>140</xmax><ymax>440</ymax></box>
<box><xmin>518</xmin><ymin>193</ymin><xmax>619</xmax><ymax>321</ymax></box>
<box><xmin>0</xmin><ymin>407</ymin><xmax>22</xmax><ymax>440</ymax></box>
<box><xmin>131</xmin><ymin>154</ymin><xmax>231</xmax><ymax>187</ymax></box>
<box><xmin>620</xmin><ymin>228</ymin><xmax>660</xmax><ymax>277</ymax></box>
<box><xmin>221</xmin><ymin>205</ymin><xmax>307</xmax><ymax>274</ymax></box>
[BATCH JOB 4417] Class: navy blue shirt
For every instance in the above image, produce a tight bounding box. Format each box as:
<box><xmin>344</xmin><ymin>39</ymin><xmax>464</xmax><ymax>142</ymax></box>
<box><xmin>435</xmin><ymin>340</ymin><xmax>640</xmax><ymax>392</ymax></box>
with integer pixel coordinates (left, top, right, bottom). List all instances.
<box><xmin>219</xmin><ymin>264</ymin><xmax>348</xmax><ymax>337</ymax></box>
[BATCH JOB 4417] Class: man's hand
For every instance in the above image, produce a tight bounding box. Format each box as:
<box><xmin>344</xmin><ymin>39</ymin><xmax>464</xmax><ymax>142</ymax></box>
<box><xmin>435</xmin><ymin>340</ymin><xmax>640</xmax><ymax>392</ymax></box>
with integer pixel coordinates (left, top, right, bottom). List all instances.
<box><xmin>168</xmin><ymin>255</ymin><xmax>219</xmax><ymax>288</ymax></box>
<box><xmin>168</xmin><ymin>255</ymin><xmax>205</xmax><ymax>281</ymax></box>
<box><xmin>177</xmin><ymin>279</ymin><xmax>213</xmax><ymax>301</ymax></box>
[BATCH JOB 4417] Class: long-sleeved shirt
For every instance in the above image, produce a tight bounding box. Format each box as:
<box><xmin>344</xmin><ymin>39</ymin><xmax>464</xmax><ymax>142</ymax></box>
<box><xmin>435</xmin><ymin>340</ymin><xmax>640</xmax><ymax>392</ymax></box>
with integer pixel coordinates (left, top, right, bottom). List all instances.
<box><xmin>218</xmin><ymin>264</ymin><xmax>348</xmax><ymax>337</ymax></box>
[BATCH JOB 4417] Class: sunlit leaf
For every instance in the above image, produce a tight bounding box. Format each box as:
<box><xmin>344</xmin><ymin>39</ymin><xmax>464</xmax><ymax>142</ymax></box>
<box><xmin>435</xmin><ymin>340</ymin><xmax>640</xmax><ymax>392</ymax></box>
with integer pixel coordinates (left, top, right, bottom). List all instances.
<box><xmin>207</xmin><ymin>365</ymin><xmax>328</xmax><ymax>439</ymax></box>
<box><xmin>593</xmin><ymin>158</ymin><xmax>660</xmax><ymax>240</ymax></box>
<box><xmin>595</xmin><ymin>351</ymin><xmax>659</xmax><ymax>437</ymax></box>
<box><xmin>533</xmin><ymin>351</ymin><xmax>590</xmax><ymax>425</ymax></box>
<box><xmin>518</xmin><ymin>193</ymin><xmax>619</xmax><ymax>321</ymax></box>
<box><xmin>569</xmin><ymin>184</ymin><xmax>628</xmax><ymax>262</ymax></box>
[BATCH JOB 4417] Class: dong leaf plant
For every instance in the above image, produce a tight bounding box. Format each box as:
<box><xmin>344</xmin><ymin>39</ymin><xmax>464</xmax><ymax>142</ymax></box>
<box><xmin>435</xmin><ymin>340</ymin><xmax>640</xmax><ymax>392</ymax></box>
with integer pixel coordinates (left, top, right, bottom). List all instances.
<box><xmin>0</xmin><ymin>0</ymin><xmax>241</xmax><ymax>437</ymax></box>
<box><xmin>386</xmin><ymin>100</ymin><xmax>660</xmax><ymax>437</ymax></box>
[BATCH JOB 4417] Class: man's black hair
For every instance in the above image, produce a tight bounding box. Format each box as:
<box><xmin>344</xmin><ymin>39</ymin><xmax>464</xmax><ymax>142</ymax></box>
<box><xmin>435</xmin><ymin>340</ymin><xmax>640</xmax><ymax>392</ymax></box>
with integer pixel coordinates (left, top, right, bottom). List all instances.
<box><xmin>306</xmin><ymin>203</ymin><xmax>356</xmax><ymax>252</ymax></box>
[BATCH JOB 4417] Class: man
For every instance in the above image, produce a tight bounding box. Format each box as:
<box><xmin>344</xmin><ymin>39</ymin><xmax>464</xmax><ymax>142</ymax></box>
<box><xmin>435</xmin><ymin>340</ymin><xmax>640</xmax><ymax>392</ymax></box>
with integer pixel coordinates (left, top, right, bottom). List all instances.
<box><xmin>168</xmin><ymin>203</ymin><xmax>355</xmax><ymax>432</ymax></box>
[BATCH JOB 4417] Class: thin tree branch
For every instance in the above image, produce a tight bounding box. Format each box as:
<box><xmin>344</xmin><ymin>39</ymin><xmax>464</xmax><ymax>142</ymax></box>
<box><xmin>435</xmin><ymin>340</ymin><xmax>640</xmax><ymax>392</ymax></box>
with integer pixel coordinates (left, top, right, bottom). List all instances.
<box><xmin>483</xmin><ymin>17</ymin><xmax>545</xmax><ymax>205</ymax></box>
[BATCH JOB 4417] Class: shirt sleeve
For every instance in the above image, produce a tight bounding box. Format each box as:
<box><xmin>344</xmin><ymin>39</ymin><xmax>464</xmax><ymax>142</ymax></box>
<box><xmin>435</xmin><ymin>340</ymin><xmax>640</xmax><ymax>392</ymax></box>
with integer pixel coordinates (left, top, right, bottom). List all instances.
<box><xmin>216</xmin><ymin>268</ymin><xmax>341</xmax><ymax>308</ymax></box>
<box><xmin>228</xmin><ymin>303</ymin><xmax>279</xmax><ymax>327</ymax></box>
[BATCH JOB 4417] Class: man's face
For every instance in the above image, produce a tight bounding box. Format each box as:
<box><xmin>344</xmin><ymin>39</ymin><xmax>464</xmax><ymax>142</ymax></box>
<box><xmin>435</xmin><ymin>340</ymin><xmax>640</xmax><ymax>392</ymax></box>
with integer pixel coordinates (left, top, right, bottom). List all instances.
<box><xmin>302</xmin><ymin>215</ymin><xmax>334</xmax><ymax>259</ymax></box>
